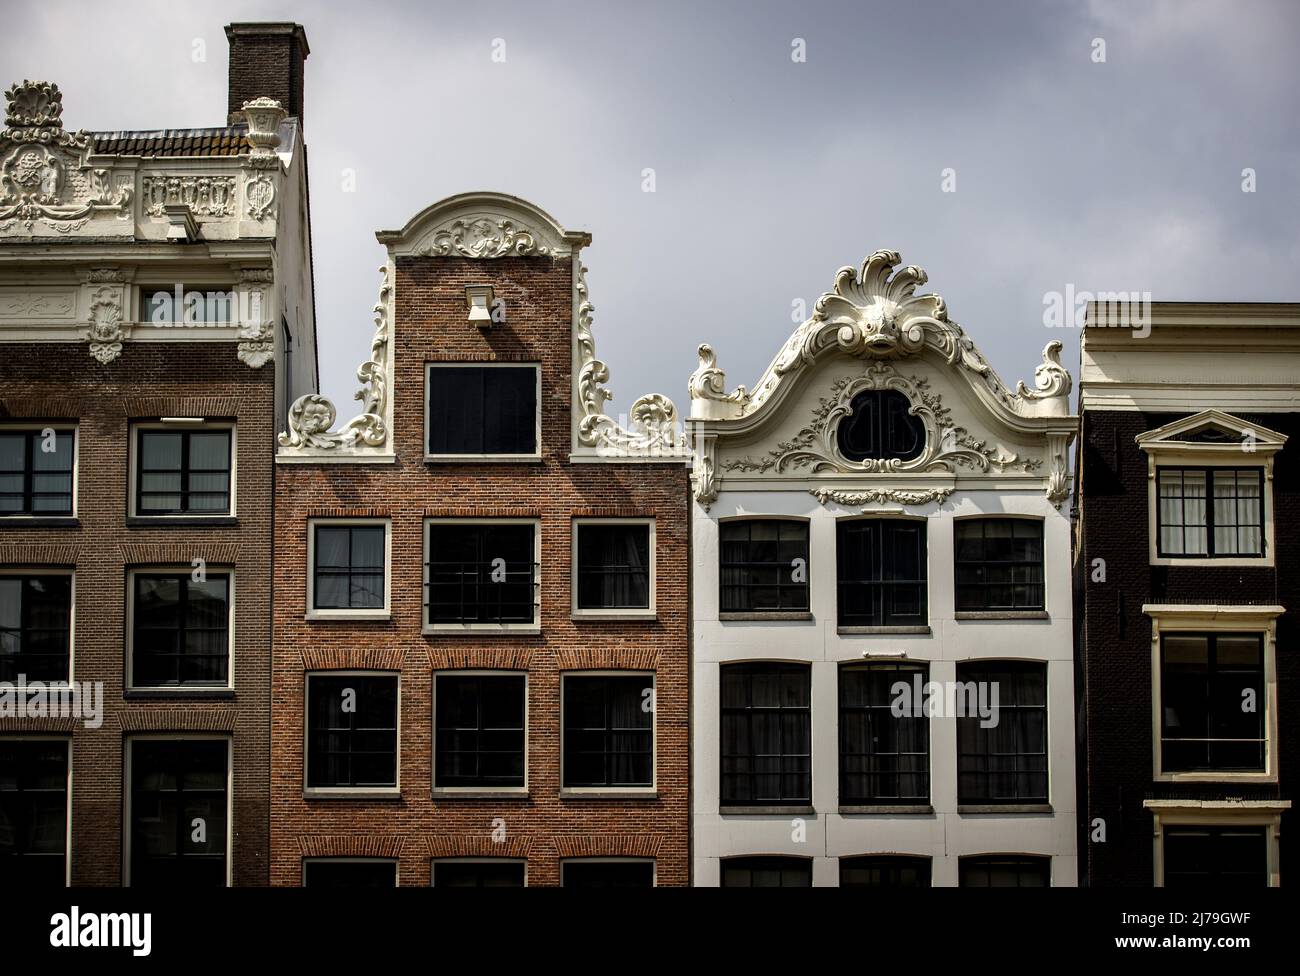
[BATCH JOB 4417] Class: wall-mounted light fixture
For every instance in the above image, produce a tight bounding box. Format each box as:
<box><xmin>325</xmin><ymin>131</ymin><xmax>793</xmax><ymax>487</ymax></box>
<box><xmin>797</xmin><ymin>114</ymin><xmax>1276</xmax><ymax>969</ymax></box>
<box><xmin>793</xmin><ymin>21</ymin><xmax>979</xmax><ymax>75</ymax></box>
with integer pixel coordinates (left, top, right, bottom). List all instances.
<box><xmin>465</xmin><ymin>284</ymin><xmax>495</xmax><ymax>328</ymax></box>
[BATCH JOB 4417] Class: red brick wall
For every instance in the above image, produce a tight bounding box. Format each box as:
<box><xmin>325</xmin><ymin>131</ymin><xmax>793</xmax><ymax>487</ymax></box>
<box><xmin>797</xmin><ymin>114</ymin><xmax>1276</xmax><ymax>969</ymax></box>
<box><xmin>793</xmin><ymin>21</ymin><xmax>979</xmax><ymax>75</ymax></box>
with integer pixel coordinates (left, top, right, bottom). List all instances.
<box><xmin>0</xmin><ymin>342</ymin><xmax>274</xmax><ymax>885</ymax></box>
<box><xmin>271</xmin><ymin>255</ymin><xmax>691</xmax><ymax>886</ymax></box>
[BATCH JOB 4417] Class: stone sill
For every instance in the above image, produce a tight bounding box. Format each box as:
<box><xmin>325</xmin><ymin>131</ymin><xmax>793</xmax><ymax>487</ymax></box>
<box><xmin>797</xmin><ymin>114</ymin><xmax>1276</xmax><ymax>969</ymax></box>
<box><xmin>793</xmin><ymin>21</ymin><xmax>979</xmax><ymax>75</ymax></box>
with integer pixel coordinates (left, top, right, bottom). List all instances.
<box><xmin>560</xmin><ymin>789</ymin><xmax>658</xmax><ymax>800</ymax></box>
<box><xmin>839</xmin><ymin>804</ymin><xmax>934</xmax><ymax>815</ymax></box>
<box><xmin>838</xmin><ymin>625</ymin><xmax>932</xmax><ymax>636</ymax></box>
<box><xmin>955</xmin><ymin>610</ymin><xmax>1049</xmax><ymax>621</ymax></box>
<box><xmin>126</xmin><ymin>516</ymin><xmax>238</xmax><ymax>528</ymax></box>
<box><xmin>719</xmin><ymin>611</ymin><xmax>813</xmax><ymax>622</ymax></box>
<box><xmin>721</xmin><ymin>805</ymin><xmax>815</xmax><ymax>816</ymax></box>
<box><xmin>958</xmin><ymin>803</ymin><xmax>1053</xmax><ymax>815</ymax></box>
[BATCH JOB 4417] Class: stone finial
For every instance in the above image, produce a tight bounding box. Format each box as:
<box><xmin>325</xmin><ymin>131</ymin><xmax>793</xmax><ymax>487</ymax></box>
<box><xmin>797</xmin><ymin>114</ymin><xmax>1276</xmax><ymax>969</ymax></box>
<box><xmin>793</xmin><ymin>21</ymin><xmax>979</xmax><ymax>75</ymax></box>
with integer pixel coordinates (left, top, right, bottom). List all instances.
<box><xmin>5</xmin><ymin>80</ymin><xmax>64</xmax><ymax>129</ymax></box>
<box><xmin>239</xmin><ymin>97</ymin><xmax>286</xmax><ymax>155</ymax></box>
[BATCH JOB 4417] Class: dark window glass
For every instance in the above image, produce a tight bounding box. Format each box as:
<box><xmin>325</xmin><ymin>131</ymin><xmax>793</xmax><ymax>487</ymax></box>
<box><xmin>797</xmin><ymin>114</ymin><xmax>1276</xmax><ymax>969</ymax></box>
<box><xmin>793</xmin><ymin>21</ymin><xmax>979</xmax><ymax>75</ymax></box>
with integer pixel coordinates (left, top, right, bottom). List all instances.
<box><xmin>0</xmin><ymin>739</ymin><xmax>68</xmax><ymax>886</ymax></box>
<box><xmin>562</xmin><ymin>860</ymin><xmax>654</xmax><ymax>887</ymax></box>
<box><xmin>140</xmin><ymin>287</ymin><xmax>233</xmax><ymax>324</ymax></box>
<box><xmin>959</xmin><ymin>855</ymin><xmax>1050</xmax><ymax>887</ymax></box>
<box><xmin>435</xmin><ymin>675</ymin><xmax>526</xmax><ymax>788</ymax></box>
<box><xmin>131</xmin><ymin>574</ymin><xmax>230</xmax><ymax>687</ymax></box>
<box><xmin>426</xmin><ymin>522</ymin><xmax>537</xmax><ymax>625</ymax></box>
<box><xmin>136</xmin><ymin>428</ymin><xmax>232</xmax><ymax>515</ymax></box>
<box><xmin>840</xmin><ymin>856</ymin><xmax>931</xmax><ymax>887</ymax></box>
<box><xmin>0</xmin><ymin>575</ymin><xmax>72</xmax><ymax>683</ymax></box>
<box><xmin>839</xmin><ymin>663</ymin><xmax>929</xmax><ymax>804</ymax></box>
<box><xmin>1164</xmin><ymin>827</ymin><xmax>1267</xmax><ymax>888</ymax></box>
<box><xmin>0</xmin><ymin>429</ymin><xmax>74</xmax><ymax>516</ymax></box>
<box><xmin>837</xmin><ymin>390</ymin><xmax>924</xmax><ymax>463</ymax></box>
<box><xmin>575</xmin><ymin>523</ymin><xmax>650</xmax><ymax>610</ymax></box>
<box><xmin>427</xmin><ymin>365</ymin><xmax>537</xmax><ymax>456</ymax></box>
<box><xmin>721</xmin><ymin>856</ymin><xmax>812</xmax><ymax>887</ymax></box>
<box><xmin>956</xmin><ymin>662</ymin><xmax>1048</xmax><ymax>804</ymax></box>
<box><xmin>562</xmin><ymin>675</ymin><xmax>653</xmax><ymax>788</ymax></box>
<box><xmin>837</xmin><ymin>520</ymin><xmax>927</xmax><ymax>627</ymax></box>
<box><xmin>1157</xmin><ymin>467</ymin><xmax>1264</xmax><ymax>557</ymax></box>
<box><xmin>954</xmin><ymin>519</ymin><xmax>1044</xmax><ymax>612</ymax></box>
<box><xmin>432</xmin><ymin>861</ymin><xmax>526</xmax><ymax>887</ymax></box>
<box><xmin>129</xmin><ymin>739</ymin><xmax>228</xmax><ymax>887</ymax></box>
<box><xmin>302</xmin><ymin>860</ymin><xmax>397</xmax><ymax>887</ymax></box>
<box><xmin>720</xmin><ymin>520</ymin><xmax>809</xmax><ymax>613</ymax></box>
<box><xmin>720</xmin><ymin>663</ymin><xmax>811</xmax><ymax>805</ymax></box>
<box><xmin>306</xmin><ymin>675</ymin><xmax>398</xmax><ymax>789</ymax></box>
<box><xmin>1161</xmin><ymin>634</ymin><xmax>1265</xmax><ymax>772</ymax></box>
<box><xmin>313</xmin><ymin>524</ymin><xmax>386</xmax><ymax>610</ymax></box>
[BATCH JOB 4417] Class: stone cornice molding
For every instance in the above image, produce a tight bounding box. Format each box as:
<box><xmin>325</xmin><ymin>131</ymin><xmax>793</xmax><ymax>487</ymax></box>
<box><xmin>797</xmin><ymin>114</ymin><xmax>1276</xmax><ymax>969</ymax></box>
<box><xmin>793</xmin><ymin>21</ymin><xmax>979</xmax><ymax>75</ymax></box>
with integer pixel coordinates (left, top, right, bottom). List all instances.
<box><xmin>374</xmin><ymin>191</ymin><xmax>589</xmax><ymax>259</ymax></box>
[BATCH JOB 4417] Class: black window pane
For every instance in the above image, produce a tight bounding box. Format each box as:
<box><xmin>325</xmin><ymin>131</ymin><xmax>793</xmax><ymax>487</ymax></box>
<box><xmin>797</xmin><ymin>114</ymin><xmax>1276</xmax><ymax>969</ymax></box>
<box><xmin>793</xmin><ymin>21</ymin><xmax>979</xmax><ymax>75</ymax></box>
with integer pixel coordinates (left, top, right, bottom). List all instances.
<box><xmin>839</xmin><ymin>663</ymin><xmax>930</xmax><ymax>804</ymax></box>
<box><xmin>427</xmin><ymin>366</ymin><xmax>537</xmax><ymax>456</ymax></box>
<box><xmin>136</xmin><ymin>429</ymin><xmax>231</xmax><ymax>515</ymax></box>
<box><xmin>840</xmin><ymin>856</ymin><xmax>931</xmax><ymax>887</ymax></box>
<box><xmin>562</xmin><ymin>861</ymin><xmax>654</xmax><ymax>887</ymax></box>
<box><xmin>1164</xmin><ymin>827</ymin><xmax>1267</xmax><ymax>888</ymax></box>
<box><xmin>563</xmin><ymin>676</ymin><xmax>653</xmax><ymax>788</ymax></box>
<box><xmin>956</xmin><ymin>662</ymin><xmax>1048</xmax><ymax>804</ymax></box>
<box><xmin>837</xmin><ymin>520</ymin><xmax>927</xmax><ymax>627</ymax></box>
<box><xmin>837</xmin><ymin>390</ymin><xmax>925</xmax><ymax>463</ymax></box>
<box><xmin>313</xmin><ymin>524</ymin><xmax>386</xmax><ymax>610</ymax></box>
<box><xmin>721</xmin><ymin>663</ymin><xmax>810</xmax><ymax>805</ymax></box>
<box><xmin>303</xmin><ymin>860</ymin><xmax>397</xmax><ymax>887</ymax></box>
<box><xmin>433</xmin><ymin>861</ymin><xmax>526</xmax><ymax>887</ymax></box>
<box><xmin>0</xmin><ymin>739</ymin><xmax>69</xmax><ymax>886</ymax></box>
<box><xmin>132</xmin><ymin>574</ymin><xmax>229</xmax><ymax>687</ymax></box>
<box><xmin>129</xmin><ymin>739</ymin><xmax>227</xmax><ymax>887</ymax></box>
<box><xmin>307</xmin><ymin>675</ymin><xmax>399</xmax><ymax>789</ymax></box>
<box><xmin>576</xmin><ymin>523</ymin><xmax>650</xmax><ymax>610</ymax></box>
<box><xmin>436</xmin><ymin>675</ymin><xmax>526</xmax><ymax>788</ymax></box>
<box><xmin>426</xmin><ymin>523</ymin><xmax>536</xmax><ymax>625</ymax></box>
<box><xmin>720</xmin><ymin>520</ymin><xmax>810</xmax><ymax>613</ymax></box>
<box><xmin>0</xmin><ymin>576</ymin><xmax>72</xmax><ymax>683</ymax></box>
<box><xmin>1161</xmin><ymin>634</ymin><xmax>1265</xmax><ymax>772</ymax></box>
<box><xmin>0</xmin><ymin>430</ymin><xmax>74</xmax><ymax>516</ymax></box>
<box><xmin>959</xmin><ymin>855</ymin><xmax>1049</xmax><ymax>887</ymax></box>
<box><xmin>721</xmin><ymin>856</ymin><xmax>812</xmax><ymax>887</ymax></box>
<box><xmin>954</xmin><ymin>520</ymin><xmax>1045</xmax><ymax>612</ymax></box>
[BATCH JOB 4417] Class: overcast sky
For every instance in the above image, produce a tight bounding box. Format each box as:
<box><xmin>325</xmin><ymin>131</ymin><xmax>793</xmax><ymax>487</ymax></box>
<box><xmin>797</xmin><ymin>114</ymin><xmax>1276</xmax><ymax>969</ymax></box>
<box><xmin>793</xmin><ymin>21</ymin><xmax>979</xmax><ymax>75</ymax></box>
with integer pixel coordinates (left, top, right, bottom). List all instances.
<box><xmin>7</xmin><ymin>0</ymin><xmax>1298</xmax><ymax>419</ymax></box>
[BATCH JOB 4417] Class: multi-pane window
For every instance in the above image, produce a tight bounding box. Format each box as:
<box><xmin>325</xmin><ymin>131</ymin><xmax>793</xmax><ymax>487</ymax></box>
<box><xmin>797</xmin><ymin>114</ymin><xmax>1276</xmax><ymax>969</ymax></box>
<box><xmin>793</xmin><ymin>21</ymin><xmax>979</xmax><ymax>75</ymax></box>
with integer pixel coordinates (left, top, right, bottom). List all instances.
<box><xmin>954</xmin><ymin>519</ymin><xmax>1045</xmax><ymax>612</ymax></box>
<box><xmin>139</xmin><ymin>286</ymin><xmax>233</xmax><ymax>324</ymax></box>
<box><xmin>435</xmin><ymin>674</ymin><xmax>526</xmax><ymax>789</ymax></box>
<box><xmin>574</xmin><ymin>521</ymin><xmax>651</xmax><ymax>612</ymax></box>
<box><xmin>720</xmin><ymin>663</ymin><xmax>811</xmax><ymax>806</ymax></box>
<box><xmin>1157</xmin><ymin>467</ymin><xmax>1264</xmax><ymax>557</ymax></box>
<box><xmin>302</xmin><ymin>859</ymin><xmax>397</xmax><ymax>887</ymax></box>
<box><xmin>135</xmin><ymin>427</ymin><xmax>232</xmax><ymax>515</ymax></box>
<box><xmin>956</xmin><ymin>662</ymin><xmax>1048</xmax><ymax>804</ymax></box>
<box><xmin>836</xmin><ymin>390</ymin><xmax>925</xmax><ymax>463</ymax></box>
<box><xmin>0</xmin><ymin>428</ymin><xmax>74</xmax><ymax>516</ymax></box>
<box><xmin>128</xmin><ymin>738</ymin><xmax>228</xmax><ymax>887</ymax></box>
<box><xmin>130</xmin><ymin>573</ymin><xmax>230</xmax><ymax>687</ymax></box>
<box><xmin>840</xmin><ymin>856</ymin><xmax>931</xmax><ymax>888</ymax></box>
<box><xmin>561</xmin><ymin>860</ymin><xmax>654</xmax><ymax>887</ymax></box>
<box><xmin>432</xmin><ymin>860</ymin><xmax>526</xmax><ymax>887</ymax></box>
<box><xmin>720</xmin><ymin>856</ymin><xmax>812</xmax><ymax>888</ymax></box>
<box><xmin>425</xmin><ymin>521</ymin><xmax>538</xmax><ymax>627</ymax></box>
<box><xmin>837</xmin><ymin>519</ymin><xmax>927</xmax><ymax>627</ymax></box>
<box><xmin>426</xmin><ymin>364</ymin><xmax>538</xmax><ymax>457</ymax></box>
<box><xmin>0</xmin><ymin>575</ymin><xmax>72</xmax><ymax>683</ymax></box>
<box><xmin>1161</xmin><ymin>634</ymin><xmax>1265</xmax><ymax>772</ymax></box>
<box><xmin>0</xmin><ymin>739</ymin><xmax>69</xmax><ymax>886</ymax></box>
<box><xmin>1163</xmin><ymin>826</ymin><xmax>1267</xmax><ymax>888</ymax></box>
<box><xmin>839</xmin><ymin>663</ymin><xmax>929</xmax><ymax>804</ymax></box>
<box><xmin>306</xmin><ymin>674</ymin><xmax>398</xmax><ymax>790</ymax></box>
<box><xmin>959</xmin><ymin>855</ymin><xmax>1050</xmax><ymax>887</ymax></box>
<box><xmin>562</xmin><ymin>675</ymin><xmax>653</xmax><ymax>789</ymax></box>
<box><xmin>311</xmin><ymin>522</ymin><xmax>386</xmax><ymax>612</ymax></box>
<box><xmin>719</xmin><ymin>519</ymin><xmax>810</xmax><ymax>613</ymax></box>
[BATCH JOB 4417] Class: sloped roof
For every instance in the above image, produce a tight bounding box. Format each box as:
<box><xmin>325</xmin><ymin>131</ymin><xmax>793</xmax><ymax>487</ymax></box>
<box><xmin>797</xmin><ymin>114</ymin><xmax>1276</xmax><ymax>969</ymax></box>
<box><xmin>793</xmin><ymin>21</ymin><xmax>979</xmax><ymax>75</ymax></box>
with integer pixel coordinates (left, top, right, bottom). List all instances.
<box><xmin>89</xmin><ymin>125</ymin><xmax>249</xmax><ymax>157</ymax></box>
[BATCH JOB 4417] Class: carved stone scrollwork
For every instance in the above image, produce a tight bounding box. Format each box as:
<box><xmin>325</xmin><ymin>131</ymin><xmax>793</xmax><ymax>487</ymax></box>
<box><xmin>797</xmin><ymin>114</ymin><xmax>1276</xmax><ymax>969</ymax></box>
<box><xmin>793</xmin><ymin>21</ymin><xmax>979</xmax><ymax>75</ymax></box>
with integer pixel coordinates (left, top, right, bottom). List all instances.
<box><xmin>84</xmin><ymin>285</ymin><xmax>127</xmax><ymax>364</ymax></box>
<box><xmin>810</xmin><ymin>486</ymin><xmax>954</xmax><ymax>509</ymax></box>
<box><xmin>1046</xmin><ymin>432</ymin><xmax>1071</xmax><ymax>509</ymax></box>
<box><xmin>418</xmin><ymin>218</ymin><xmax>548</xmax><ymax>259</ymax></box>
<box><xmin>688</xmin><ymin>344</ymin><xmax>749</xmax><ymax>411</ymax></box>
<box><xmin>692</xmin><ymin>434</ymin><xmax>720</xmax><ymax>509</ymax></box>
<box><xmin>142</xmin><ymin>175</ymin><xmax>237</xmax><ymax>217</ymax></box>
<box><xmin>1017</xmin><ymin>340</ymin><xmax>1072</xmax><ymax>400</ymax></box>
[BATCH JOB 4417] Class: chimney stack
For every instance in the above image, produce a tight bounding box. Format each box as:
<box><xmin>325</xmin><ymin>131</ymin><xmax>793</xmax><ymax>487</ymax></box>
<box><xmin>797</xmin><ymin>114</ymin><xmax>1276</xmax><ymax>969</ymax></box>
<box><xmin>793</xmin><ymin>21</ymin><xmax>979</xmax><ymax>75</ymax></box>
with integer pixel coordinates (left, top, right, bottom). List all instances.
<box><xmin>225</xmin><ymin>22</ymin><xmax>309</xmax><ymax>125</ymax></box>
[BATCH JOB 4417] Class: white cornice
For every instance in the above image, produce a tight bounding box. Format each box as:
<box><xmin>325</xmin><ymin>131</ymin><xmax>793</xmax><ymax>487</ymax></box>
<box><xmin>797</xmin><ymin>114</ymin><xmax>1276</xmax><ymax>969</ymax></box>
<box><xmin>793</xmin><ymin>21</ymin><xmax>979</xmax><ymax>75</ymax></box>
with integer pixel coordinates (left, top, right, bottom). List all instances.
<box><xmin>374</xmin><ymin>191</ymin><xmax>590</xmax><ymax>258</ymax></box>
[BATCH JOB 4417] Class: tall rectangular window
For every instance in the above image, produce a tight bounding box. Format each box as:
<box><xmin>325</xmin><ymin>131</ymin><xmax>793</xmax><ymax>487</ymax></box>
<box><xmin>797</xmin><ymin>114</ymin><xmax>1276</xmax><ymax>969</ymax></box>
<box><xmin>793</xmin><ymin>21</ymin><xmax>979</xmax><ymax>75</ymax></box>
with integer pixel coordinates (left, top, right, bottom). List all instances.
<box><xmin>573</xmin><ymin>520</ymin><xmax>652</xmax><ymax>612</ymax></box>
<box><xmin>0</xmin><ymin>574</ymin><xmax>72</xmax><ymax>683</ymax></box>
<box><xmin>130</xmin><ymin>573</ymin><xmax>230</xmax><ymax>688</ymax></box>
<box><xmin>956</xmin><ymin>662</ymin><xmax>1048</xmax><ymax>804</ymax></box>
<box><xmin>425</xmin><ymin>521</ymin><xmax>538</xmax><ymax>628</ymax></box>
<box><xmin>1163</xmin><ymin>826</ymin><xmax>1267</xmax><ymax>888</ymax></box>
<box><xmin>1157</xmin><ymin>467</ymin><xmax>1264</xmax><ymax>557</ymax></box>
<box><xmin>837</xmin><ymin>520</ymin><xmax>927</xmax><ymax>627</ymax></box>
<box><xmin>0</xmin><ymin>428</ymin><xmax>74</xmax><ymax>516</ymax></box>
<box><xmin>306</xmin><ymin>674</ymin><xmax>398</xmax><ymax>790</ymax></box>
<box><xmin>720</xmin><ymin>663</ymin><xmax>811</xmax><ymax>806</ymax></box>
<box><xmin>0</xmin><ymin>739</ymin><xmax>68</xmax><ymax>886</ymax></box>
<box><xmin>721</xmin><ymin>856</ymin><xmax>812</xmax><ymax>887</ymax></box>
<box><xmin>954</xmin><ymin>519</ymin><xmax>1045</xmax><ymax>612</ymax></box>
<box><xmin>135</xmin><ymin>427</ymin><xmax>232</xmax><ymax>515</ymax></box>
<box><xmin>435</xmin><ymin>674</ymin><xmax>526</xmax><ymax>789</ymax></box>
<box><xmin>128</xmin><ymin>738</ymin><xmax>228</xmax><ymax>887</ymax></box>
<box><xmin>839</xmin><ymin>663</ymin><xmax>929</xmax><ymax>804</ymax></box>
<box><xmin>562</xmin><ymin>674</ymin><xmax>653</xmax><ymax>789</ymax></box>
<box><xmin>719</xmin><ymin>519</ymin><xmax>810</xmax><ymax>613</ymax></box>
<box><xmin>311</xmin><ymin>521</ymin><xmax>387</xmax><ymax>613</ymax></box>
<box><xmin>959</xmin><ymin>855</ymin><xmax>1049</xmax><ymax>887</ymax></box>
<box><xmin>426</xmin><ymin>364</ymin><xmax>538</xmax><ymax>457</ymax></box>
<box><xmin>1161</xmin><ymin>634</ymin><xmax>1265</xmax><ymax>772</ymax></box>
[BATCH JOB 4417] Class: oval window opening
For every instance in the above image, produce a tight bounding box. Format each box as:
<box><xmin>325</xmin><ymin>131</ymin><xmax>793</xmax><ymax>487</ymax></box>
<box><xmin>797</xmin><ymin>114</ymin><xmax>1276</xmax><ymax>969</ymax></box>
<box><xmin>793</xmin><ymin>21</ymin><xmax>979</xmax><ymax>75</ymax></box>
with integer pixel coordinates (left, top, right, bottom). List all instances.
<box><xmin>837</xmin><ymin>390</ymin><xmax>924</xmax><ymax>462</ymax></box>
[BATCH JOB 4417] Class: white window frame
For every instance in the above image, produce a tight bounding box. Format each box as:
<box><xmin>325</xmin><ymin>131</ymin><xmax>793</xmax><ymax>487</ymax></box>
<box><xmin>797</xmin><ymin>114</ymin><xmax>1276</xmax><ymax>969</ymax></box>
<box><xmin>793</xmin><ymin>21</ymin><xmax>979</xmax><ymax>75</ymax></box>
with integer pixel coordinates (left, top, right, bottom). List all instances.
<box><xmin>571</xmin><ymin>517</ymin><xmax>657</xmax><ymax>621</ymax></box>
<box><xmin>305</xmin><ymin>517</ymin><xmax>392</xmax><ymax>621</ymax></box>
<box><xmin>302</xmin><ymin>670</ymin><xmax>402</xmax><ymax>799</ymax></box>
<box><xmin>125</xmin><ymin>566</ymin><xmax>235</xmax><ymax>693</ymax></box>
<box><xmin>301</xmin><ymin>856</ymin><xmax>399</xmax><ymax>887</ymax></box>
<box><xmin>432</xmin><ymin>669</ymin><xmax>529</xmax><ymax>797</ymax></box>
<box><xmin>0</xmin><ymin>734</ymin><xmax>72</xmax><ymax>887</ymax></box>
<box><xmin>136</xmin><ymin>283</ymin><xmax>237</xmax><ymax>326</ymax></box>
<box><xmin>559</xmin><ymin>670</ymin><xmax>657</xmax><ymax>796</ymax></box>
<box><xmin>1145</xmin><ymin>799</ymin><xmax>1290</xmax><ymax>887</ymax></box>
<box><xmin>1144</xmin><ymin>604</ymin><xmax>1283</xmax><ymax>784</ymax></box>
<box><xmin>430</xmin><ymin>857</ymin><xmax>528</xmax><ymax>887</ymax></box>
<box><xmin>424</xmin><ymin>362</ymin><xmax>542</xmax><ymax>462</ymax></box>
<box><xmin>559</xmin><ymin>856</ymin><xmax>657</xmax><ymax>887</ymax></box>
<box><xmin>128</xmin><ymin>419</ymin><xmax>237</xmax><ymax>519</ymax></box>
<box><xmin>422</xmin><ymin>517</ymin><xmax>542</xmax><ymax>634</ymax></box>
<box><xmin>122</xmin><ymin>733</ymin><xmax>233</xmax><ymax>887</ymax></box>
<box><xmin>0</xmin><ymin>423</ymin><xmax>79</xmax><ymax>519</ymax></box>
<box><xmin>0</xmin><ymin>568</ymin><xmax>76</xmax><ymax>684</ymax></box>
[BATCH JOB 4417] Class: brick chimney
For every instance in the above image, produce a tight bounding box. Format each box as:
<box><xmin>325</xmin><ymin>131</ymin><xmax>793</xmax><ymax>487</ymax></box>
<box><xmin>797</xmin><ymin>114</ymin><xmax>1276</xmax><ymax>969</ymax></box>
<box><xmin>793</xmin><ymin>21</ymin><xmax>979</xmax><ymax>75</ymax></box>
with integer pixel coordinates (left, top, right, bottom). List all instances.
<box><xmin>225</xmin><ymin>22</ymin><xmax>309</xmax><ymax>125</ymax></box>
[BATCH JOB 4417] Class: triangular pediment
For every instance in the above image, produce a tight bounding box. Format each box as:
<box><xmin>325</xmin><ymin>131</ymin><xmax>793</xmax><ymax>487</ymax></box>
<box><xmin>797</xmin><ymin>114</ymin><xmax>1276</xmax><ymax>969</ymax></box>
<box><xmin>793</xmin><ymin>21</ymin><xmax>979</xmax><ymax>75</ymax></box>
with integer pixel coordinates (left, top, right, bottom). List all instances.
<box><xmin>1136</xmin><ymin>409</ymin><xmax>1287</xmax><ymax>451</ymax></box>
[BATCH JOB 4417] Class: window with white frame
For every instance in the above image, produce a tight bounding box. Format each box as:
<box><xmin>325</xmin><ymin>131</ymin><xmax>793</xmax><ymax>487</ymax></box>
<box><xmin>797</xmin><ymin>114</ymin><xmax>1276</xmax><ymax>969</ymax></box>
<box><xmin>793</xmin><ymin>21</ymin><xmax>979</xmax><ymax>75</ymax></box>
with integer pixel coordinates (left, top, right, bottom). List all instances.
<box><xmin>572</xmin><ymin>518</ymin><xmax>654</xmax><ymax>616</ymax></box>
<box><xmin>307</xmin><ymin>519</ymin><xmax>390</xmax><ymax>618</ymax></box>
<box><xmin>561</xmin><ymin>673</ymin><xmax>654</xmax><ymax>790</ymax></box>
<box><xmin>305</xmin><ymin>673</ymin><xmax>399</xmax><ymax>793</ymax></box>
<box><xmin>434</xmin><ymin>672</ymin><xmax>527</xmax><ymax>790</ymax></box>
<box><xmin>0</xmin><ymin>572</ymin><xmax>72</xmax><ymax>683</ymax></box>
<box><xmin>424</xmin><ymin>519</ymin><xmax>540</xmax><ymax>631</ymax></box>
<box><xmin>0</xmin><ymin>426</ymin><xmax>75</xmax><ymax>517</ymax></box>
<box><xmin>132</xmin><ymin>422</ymin><xmax>234</xmax><ymax>517</ymax></box>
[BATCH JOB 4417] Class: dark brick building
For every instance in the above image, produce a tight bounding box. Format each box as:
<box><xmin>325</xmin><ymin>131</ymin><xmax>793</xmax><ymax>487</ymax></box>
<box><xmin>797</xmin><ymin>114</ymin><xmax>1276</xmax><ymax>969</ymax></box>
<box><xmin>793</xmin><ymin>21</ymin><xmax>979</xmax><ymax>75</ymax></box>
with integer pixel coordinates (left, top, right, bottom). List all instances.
<box><xmin>1075</xmin><ymin>302</ymin><xmax>1298</xmax><ymax>886</ymax></box>
<box><xmin>271</xmin><ymin>193</ymin><xmax>691</xmax><ymax>886</ymax></box>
